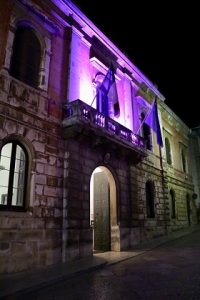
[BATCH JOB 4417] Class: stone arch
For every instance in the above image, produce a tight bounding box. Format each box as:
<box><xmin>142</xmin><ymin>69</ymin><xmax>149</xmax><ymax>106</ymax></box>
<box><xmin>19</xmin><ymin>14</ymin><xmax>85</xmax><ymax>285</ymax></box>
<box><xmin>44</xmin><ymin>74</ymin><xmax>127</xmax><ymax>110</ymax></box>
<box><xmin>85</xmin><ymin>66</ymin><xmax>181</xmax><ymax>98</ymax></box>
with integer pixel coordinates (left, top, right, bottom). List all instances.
<box><xmin>90</xmin><ymin>165</ymin><xmax>120</xmax><ymax>251</ymax></box>
<box><xmin>0</xmin><ymin>134</ymin><xmax>36</xmax><ymax>209</ymax></box>
<box><xmin>10</xmin><ymin>25</ymin><xmax>42</xmax><ymax>88</ymax></box>
<box><xmin>4</xmin><ymin>15</ymin><xmax>51</xmax><ymax>91</ymax></box>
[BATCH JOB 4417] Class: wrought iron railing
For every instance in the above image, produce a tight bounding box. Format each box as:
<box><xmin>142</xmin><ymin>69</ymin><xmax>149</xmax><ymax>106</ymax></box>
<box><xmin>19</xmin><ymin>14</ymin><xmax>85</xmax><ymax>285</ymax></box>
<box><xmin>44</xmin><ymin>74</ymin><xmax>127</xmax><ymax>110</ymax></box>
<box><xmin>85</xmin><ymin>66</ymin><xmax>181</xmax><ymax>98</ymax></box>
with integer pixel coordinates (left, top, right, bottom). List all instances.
<box><xmin>63</xmin><ymin>100</ymin><xmax>145</xmax><ymax>149</ymax></box>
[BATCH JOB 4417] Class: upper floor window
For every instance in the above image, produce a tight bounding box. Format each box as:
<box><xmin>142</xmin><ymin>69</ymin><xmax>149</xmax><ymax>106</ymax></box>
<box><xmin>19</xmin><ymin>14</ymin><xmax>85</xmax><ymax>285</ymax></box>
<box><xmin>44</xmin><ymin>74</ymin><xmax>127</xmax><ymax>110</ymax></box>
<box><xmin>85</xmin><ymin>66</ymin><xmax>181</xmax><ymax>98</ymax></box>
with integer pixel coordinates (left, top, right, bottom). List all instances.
<box><xmin>165</xmin><ymin>137</ymin><xmax>172</xmax><ymax>165</ymax></box>
<box><xmin>10</xmin><ymin>26</ymin><xmax>41</xmax><ymax>88</ymax></box>
<box><xmin>146</xmin><ymin>180</ymin><xmax>155</xmax><ymax>218</ymax></box>
<box><xmin>0</xmin><ymin>141</ymin><xmax>28</xmax><ymax>211</ymax></box>
<box><xmin>169</xmin><ymin>189</ymin><xmax>176</xmax><ymax>218</ymax></box>
<box><xmin>181</xmin><ymin>149</ymin><xmax>187</xmax><ymax>173</ymax></box>
<box><xmin>141</xmin><ymin>112</ymin><xmax>152</xmax><ymax>150</ymax></box>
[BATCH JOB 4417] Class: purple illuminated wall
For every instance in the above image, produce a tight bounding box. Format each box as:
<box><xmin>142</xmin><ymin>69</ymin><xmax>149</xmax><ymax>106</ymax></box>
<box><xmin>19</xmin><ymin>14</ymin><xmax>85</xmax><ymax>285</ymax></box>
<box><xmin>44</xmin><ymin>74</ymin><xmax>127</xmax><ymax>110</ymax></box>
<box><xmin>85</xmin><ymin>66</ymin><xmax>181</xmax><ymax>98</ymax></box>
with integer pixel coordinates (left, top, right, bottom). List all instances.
<box><xmin>65</xmin><ymin>1</ymin><xmax>163</xmax><ymax>134</ymax></box>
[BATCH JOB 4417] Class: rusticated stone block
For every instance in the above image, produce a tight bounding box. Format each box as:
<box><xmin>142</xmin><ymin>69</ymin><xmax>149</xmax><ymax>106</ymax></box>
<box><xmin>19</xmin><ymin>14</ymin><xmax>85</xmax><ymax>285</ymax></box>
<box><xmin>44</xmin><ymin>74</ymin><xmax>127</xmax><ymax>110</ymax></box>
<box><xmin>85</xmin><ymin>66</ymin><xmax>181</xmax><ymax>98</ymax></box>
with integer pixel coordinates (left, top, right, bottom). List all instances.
<box><xmin>35</xmin><ymin>174</ymin><xmax>47</xmax><ymax>185</ymax></box>
<box><xmin>47</xmin><ymin>176</ymin><xmax>58</xmax><ymax>187</ymax></box>
<box><xmin>43</xmin><ymin>186</ymin><xmax>62</xmax><ymax>197</ymax></box>
<box><xmin>45</xmin><ymin>145</ymin><xmax>58</xmax><ymax>154</ymax></box>
<box><xmin>19</xmin><ymin>230</ymin><xmax>44</xmax><ymax>241</ymax></box>
<box><xmin>36</xmin><ymin>163</ymin><xmax>45</xmax><ymax>174</ymax></box>
<box><xmin>47</xmin><ymin>136</ymin><xmax>58</xmax><ymax>148</ymax></box>
<box><xmin>35</xmin><ymin>184</ymin><xmax>44</xmax><ymax>196</ymax></box>
<box><xmin>35</xmin><ymin>195</ymin><xmax>47</xmax><ymax>206</ymax></box>
<box><xmin>48</xmin><ymin>155</ymin><xmax>57</xmax><ymax>165</ymax></box>
<box><xmin>33</xmin><ymin>207</ymin><xmax>43</xmax><ymax>218</ymax></box>
<box><xmin>42</xmin><ymin>207</ymin><xmax>54</xmax><ymax>218</ymax></box>
<box><xmin>0</xmin><ymin>242</ymin><xmax>10</xmax><ymax>251</ymax></box>
<box><xmin>11</xmin><ymin>241</ymin><xmax>26</xmax><ymax>254</ymax></box>
<box><xmin>0</xmin><ymin>231</ymin><xmax>18</xmax><ymax>241</ymax></box>
<box><xmin>45</xmin><ymin>218</ymin><xmax>62</xmax><ymax>229</ymax></box>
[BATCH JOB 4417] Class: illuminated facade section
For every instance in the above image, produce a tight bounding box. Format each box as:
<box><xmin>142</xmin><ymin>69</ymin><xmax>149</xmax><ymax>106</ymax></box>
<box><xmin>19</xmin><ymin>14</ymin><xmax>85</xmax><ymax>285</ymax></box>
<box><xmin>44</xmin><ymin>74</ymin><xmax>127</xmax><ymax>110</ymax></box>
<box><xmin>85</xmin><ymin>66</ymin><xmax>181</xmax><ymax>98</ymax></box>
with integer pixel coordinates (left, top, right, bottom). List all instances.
<box><xmin>0</xmin><ymin>0</ymin><xmax>198</xmax><ymax>276</ymax></box>
<box><xmin>64</xmin><ymin>1</ymin><xmax>164</xmax><ymax>138</ymax></box>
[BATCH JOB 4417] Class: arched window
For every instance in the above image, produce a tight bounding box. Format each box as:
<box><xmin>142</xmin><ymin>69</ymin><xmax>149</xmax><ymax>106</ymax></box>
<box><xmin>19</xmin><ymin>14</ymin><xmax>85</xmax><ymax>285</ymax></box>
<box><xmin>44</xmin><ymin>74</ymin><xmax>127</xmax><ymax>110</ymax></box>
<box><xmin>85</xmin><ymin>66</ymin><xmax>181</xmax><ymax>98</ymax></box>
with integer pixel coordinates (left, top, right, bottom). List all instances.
<box><xmin>141</xmin><ymin>112</ymin><xmax>152</xmax><ymax>151</ymax></box>
<box><xmin>165</xmin><ymin>137</ymin><xmax>172</xmax><ymax>165</ymax></box>
<box><xmin>146</xmin><ymin>181</ymin><xmax>155</xmax><ymax>218</ymax></box>
<box><xmin>181</xmin><ymin>149</ymin><xmax>187</xmax><ymax>173</ymax></box>
<box><xmin>10</xmin><ymin>26</ymin><xmax>41</xmax><ymax>88</ymax></box>
<box><xmin>169</xmin><ymin>189</ymin><xmax>176</xmax><ymax>218</ymax></box>
<box><xmin>0</xmin><ymin>141</ymin><xmax>28</xmax><ymax>210</ymax></box>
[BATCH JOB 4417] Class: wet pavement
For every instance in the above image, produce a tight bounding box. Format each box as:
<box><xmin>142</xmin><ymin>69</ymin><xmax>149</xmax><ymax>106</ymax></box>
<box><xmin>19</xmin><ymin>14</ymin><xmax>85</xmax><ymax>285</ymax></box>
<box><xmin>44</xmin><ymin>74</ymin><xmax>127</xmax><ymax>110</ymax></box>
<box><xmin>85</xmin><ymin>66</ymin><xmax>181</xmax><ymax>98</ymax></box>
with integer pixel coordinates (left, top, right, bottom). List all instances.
<box><xmin>2</xmin><ymin>228</ymin><xmax>200</xmax><ymax>300</ymax></box>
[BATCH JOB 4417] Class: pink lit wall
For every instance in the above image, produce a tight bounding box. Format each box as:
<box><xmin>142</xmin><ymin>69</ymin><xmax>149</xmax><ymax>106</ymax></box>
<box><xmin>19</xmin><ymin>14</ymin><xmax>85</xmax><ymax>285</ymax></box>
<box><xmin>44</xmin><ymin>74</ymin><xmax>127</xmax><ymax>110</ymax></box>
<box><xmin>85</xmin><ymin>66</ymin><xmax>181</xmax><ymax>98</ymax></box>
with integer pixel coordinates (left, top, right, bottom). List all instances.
<box><xmin>68</xmin><ymin>31</ymin><xmax>93</xmax><ymax>105</ymax></box>
<box><xmin>67</xmin><ymin>26</ymin><xmax>161</xmax><ymax>135</ymax></box>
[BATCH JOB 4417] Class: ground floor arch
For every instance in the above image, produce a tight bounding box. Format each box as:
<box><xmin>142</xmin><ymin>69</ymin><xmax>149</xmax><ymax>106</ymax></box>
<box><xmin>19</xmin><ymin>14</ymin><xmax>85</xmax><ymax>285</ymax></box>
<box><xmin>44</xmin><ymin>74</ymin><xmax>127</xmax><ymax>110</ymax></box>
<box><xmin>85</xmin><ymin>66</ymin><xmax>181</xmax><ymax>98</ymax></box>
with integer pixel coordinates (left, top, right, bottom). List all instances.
<box><xmin>90</xmin><ymin>166</ymin><xmax>120</xmax><ymax>252</ymax></box>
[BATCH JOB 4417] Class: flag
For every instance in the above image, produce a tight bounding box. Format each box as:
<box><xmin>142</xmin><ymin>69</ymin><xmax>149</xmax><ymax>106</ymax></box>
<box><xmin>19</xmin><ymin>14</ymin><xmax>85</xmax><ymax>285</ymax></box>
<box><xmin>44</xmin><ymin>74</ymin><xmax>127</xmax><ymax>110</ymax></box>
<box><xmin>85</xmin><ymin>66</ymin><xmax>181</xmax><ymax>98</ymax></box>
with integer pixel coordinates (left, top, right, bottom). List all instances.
<box><xmin>98</xmin><ymin>64</ymin><xmax>120</xmax><ymax>117</ymax></box>
<box><xmin>144</xmin><ymin>98</ymin><xmax>163</xmax><ymax>147</ymax></box>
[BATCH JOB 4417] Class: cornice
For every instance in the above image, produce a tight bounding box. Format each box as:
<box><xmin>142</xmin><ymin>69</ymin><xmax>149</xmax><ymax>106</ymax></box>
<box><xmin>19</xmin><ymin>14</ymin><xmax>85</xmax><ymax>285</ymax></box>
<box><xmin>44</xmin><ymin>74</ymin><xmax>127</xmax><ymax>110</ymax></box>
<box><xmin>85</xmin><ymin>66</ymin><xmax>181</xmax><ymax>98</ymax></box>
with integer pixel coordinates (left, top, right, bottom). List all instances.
<box><xmin>51</xmin><ymin>0</ymin><xmax>165</xmax><ymax>101</ymax></box>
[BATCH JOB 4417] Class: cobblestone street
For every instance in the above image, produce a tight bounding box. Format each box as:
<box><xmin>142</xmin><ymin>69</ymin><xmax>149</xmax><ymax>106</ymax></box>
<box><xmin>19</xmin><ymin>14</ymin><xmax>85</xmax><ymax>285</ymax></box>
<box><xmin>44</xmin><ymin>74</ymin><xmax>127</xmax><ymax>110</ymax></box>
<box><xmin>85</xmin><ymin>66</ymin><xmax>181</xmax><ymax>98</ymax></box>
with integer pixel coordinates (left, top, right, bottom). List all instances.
<box><xmin>13</xmin><ymin>230</ymin><xmax>200</xmax><ymax>300</ymax></box>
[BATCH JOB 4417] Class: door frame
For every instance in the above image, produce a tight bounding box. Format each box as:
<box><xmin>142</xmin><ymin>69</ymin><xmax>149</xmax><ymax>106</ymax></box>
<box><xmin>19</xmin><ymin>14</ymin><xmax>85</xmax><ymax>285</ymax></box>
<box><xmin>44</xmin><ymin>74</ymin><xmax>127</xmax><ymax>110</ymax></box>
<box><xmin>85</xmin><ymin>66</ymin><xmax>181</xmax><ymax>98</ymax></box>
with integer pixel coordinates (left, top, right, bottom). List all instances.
<box><xmin>90</xmin><ymin>166</ymin><xmax>120</xmax><ymax>251</ymax></box>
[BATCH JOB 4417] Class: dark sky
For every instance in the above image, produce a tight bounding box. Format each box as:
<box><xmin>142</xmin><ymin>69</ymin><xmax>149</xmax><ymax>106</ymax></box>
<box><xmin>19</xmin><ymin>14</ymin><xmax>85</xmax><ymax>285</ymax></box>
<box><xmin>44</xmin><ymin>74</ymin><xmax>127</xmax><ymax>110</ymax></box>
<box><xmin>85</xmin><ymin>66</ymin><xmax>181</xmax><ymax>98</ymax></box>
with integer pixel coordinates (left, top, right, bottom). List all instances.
<box><xmin>72</xmin><ymin>0</ymin><xmax>199</xmax><ymax>128</ymax></box>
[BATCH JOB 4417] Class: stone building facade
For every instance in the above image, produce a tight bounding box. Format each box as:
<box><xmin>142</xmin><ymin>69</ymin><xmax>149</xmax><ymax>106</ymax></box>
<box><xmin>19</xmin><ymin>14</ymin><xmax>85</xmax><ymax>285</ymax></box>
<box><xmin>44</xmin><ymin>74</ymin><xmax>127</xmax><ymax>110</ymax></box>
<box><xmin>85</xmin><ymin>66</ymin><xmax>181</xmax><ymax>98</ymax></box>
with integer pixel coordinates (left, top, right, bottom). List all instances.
<box><xmin>0</xmin><ymin>0</ymin><xmax>198</xmax><ymax>274</ymax></box>
<box><xmin>190</xmin><ymin>127</ymin><xmax>200</xmax><ymax>213</ymax></box>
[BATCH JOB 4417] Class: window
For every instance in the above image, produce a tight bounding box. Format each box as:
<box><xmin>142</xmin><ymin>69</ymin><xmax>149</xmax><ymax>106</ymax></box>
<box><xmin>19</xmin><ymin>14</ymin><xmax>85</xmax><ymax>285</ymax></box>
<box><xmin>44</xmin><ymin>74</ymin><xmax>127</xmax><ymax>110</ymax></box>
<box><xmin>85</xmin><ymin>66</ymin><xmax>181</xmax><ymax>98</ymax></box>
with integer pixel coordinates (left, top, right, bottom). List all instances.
<box><xmin>165</xmin><ymin>137</ymin><xmax>172</xmax><ymax>165</ymax></box>
<box><xmin>146</xmin><ymin>181</ymin><xmax>155</xmax><ymax>218</ymax></box>
<box><xmin>169</xmin><ymin>189</ymin><xmax>176</xmax><ymax>218</ymax></box>
<box><xmin>141</xmin><ymin>112</ymin><xmax>152</xmax><ymax>150</ymax></box>
<box><xmin>181</xmin><ymin>149</ymin><xmax>187</xmax><ymax>173</ymax></box>
<box><xmin>0</xmin><ymin>142</ymin><xmax>28</xmax><ymax>210</ymax></box>
<box><xmin>186</xmin><ymin>194</ymin><xmax>191</xmax><ymax>225</ymax></box>
<box><xmin>10</xmin><ymin>26</ymin><xmax>41</xmax><ymax>88</ymax></box>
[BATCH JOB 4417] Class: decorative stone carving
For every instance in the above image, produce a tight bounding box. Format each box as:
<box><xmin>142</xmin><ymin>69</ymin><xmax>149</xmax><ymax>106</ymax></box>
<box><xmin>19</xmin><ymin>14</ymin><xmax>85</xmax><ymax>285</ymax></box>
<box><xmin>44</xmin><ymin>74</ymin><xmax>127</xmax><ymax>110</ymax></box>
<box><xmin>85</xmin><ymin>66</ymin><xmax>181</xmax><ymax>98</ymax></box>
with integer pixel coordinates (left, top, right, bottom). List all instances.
<box><xmin>20</xmin><ymin>88</ymin><xmax>30</xmax><ymax>102</ymax></box>
<box><xmin>175</xmin><ymin>122</ymin><xmax>180</xmax><ymax>132</ymax></box>
<box><xmin>9</xmin><ymin>80</ymin><xmax>18</xmax><ymax>98</ymax></box>
<box><xmin>0</xmin><ymin>74</ymin><xmax>5</xmax><ymax>90</ymax></box>
<box><xmin>103</xmin><ymin>152</ymin><xmax>111</xmax><ymax>163</ymax></box>
<box><xmin>168</xmin><ymin>115</ymin><xmax>173</xmax><ymax>126</ymax></box>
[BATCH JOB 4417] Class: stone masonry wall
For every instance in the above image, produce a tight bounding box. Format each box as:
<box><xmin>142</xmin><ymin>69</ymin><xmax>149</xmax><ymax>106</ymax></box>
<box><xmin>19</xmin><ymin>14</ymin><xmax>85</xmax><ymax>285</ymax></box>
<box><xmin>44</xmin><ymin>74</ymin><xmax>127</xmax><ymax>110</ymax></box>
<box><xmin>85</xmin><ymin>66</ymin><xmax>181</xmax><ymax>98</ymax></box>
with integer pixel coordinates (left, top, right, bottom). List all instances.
<box><xmin>62</xmin><ymin>137</ymin><xmax>135</xmax><ymax>259</ymax></box>
<box><xmin>129</xmin><ymin>156</ymin><xmax>169</xmax><ymax>246</ymax></box>
<box><xmin>0</xmin><ymin>71</ymin><xmax>65</xmax><ymax>273</ymax></box>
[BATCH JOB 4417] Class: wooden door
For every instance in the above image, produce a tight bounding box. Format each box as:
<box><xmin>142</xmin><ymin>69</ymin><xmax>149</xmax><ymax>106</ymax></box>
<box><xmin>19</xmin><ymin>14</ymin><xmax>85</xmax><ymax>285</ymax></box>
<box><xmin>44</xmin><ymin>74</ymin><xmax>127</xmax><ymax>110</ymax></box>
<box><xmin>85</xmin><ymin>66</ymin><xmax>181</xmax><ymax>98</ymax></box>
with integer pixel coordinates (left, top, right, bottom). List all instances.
<box><xmin>93</xmin><ymin>172</ymin><xmax>110</xmax><ymax>251</ymax></box>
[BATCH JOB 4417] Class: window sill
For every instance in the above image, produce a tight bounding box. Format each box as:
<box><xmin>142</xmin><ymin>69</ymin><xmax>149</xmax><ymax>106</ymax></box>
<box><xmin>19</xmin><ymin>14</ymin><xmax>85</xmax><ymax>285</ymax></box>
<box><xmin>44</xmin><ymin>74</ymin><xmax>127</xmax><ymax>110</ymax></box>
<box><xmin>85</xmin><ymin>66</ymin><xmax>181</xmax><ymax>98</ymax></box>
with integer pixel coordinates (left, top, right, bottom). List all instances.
<box><xmin>0</xmin><ymin>208</ymin><xmax>33</xmax><ymax>218</ymax></box>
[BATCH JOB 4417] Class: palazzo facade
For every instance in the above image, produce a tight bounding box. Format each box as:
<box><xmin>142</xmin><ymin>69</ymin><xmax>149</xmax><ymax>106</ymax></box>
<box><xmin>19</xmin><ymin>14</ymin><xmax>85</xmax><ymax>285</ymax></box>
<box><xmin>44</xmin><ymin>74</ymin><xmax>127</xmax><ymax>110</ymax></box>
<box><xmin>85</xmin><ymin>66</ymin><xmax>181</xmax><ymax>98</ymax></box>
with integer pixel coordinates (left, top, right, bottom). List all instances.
<box><xmin>0</xmin><ymin>0</ymin><xmax>198</xmax><ymax>274</ymax></box>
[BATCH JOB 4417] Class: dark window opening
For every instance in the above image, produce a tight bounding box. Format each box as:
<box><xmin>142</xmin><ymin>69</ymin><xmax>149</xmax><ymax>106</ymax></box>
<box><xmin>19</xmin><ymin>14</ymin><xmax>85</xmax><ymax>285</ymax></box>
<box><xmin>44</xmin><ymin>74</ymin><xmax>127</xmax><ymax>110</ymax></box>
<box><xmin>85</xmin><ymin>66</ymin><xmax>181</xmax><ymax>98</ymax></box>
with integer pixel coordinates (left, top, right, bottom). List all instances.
<box><xmin>165</xmin><ymin>137</ymin><xmax>172</xmax><ymax>165</ymax></box>
<box><xmin>181</xmin><ymin>149</ymin><xmax>186</xmax><ymax>173</ymax></box>
<box><xmin>170</xmin><ymin>189</ymin><xmax>176</xmax><ymax>218</ymax></box>
<box><xmin>141</xmin><ymin>112</ymin><xmax>152</xmax><ymax>150</ymax></box>
<box><xmin>186</xmin><ymin>194</ymin><xmax>191</xmax><ymax>225</ymax></box>
<box><xmin>10</xmin><ymin>26</ymin><xmax>41</xmax><ymax>88</ymax></box>
<box><xmin>146</xmin><ymin>181</ymin><xmax>155</xmax><ymax>218</ymax></box>
<box><xmin>0</xmin><ymin>141</ymin><xmax>28</xmax><ymax>211</ymax></box>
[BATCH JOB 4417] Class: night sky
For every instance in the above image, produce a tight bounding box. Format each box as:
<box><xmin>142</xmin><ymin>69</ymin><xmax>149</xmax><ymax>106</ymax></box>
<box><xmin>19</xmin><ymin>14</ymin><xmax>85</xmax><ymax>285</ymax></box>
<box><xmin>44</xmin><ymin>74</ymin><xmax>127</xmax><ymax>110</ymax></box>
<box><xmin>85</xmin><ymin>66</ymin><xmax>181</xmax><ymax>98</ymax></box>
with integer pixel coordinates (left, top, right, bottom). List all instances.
<box><xmin>72</xmin><ymin>0</ymin><xmax>199</xmax><ymax>128</ymax></box>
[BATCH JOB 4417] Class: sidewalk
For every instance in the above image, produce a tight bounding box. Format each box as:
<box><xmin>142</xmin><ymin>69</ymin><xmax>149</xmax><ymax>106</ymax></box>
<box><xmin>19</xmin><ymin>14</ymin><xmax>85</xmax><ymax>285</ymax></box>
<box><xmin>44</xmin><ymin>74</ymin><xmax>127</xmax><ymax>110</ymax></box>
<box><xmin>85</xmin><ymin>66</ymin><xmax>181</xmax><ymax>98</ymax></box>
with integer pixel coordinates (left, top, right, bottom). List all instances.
<box><xmin>1</xmin><ymin>225</ymin><xmax>200</xmax><ymax>299</ymax></box>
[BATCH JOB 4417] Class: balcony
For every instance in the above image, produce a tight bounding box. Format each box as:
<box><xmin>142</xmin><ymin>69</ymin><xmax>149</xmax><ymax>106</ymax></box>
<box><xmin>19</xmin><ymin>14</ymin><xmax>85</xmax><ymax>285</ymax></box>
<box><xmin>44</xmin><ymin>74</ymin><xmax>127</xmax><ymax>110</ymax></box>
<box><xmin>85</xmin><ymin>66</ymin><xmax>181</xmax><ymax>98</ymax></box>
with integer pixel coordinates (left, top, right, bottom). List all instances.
<box><xmin>62</xmin><ymin>100</ymin><xmax>147</xmax><ymax>163</ymax></box>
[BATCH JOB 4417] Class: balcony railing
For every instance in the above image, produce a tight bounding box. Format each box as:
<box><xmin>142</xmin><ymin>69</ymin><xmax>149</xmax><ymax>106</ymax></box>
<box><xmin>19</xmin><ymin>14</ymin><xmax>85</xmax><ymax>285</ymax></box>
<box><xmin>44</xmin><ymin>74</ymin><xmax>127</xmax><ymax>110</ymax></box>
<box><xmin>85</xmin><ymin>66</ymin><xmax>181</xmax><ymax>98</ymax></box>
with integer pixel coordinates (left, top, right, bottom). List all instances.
<box><xmin>62</xmin><ymin>100</ymin><xmax>147</xmax><ymax>159</ymax></box>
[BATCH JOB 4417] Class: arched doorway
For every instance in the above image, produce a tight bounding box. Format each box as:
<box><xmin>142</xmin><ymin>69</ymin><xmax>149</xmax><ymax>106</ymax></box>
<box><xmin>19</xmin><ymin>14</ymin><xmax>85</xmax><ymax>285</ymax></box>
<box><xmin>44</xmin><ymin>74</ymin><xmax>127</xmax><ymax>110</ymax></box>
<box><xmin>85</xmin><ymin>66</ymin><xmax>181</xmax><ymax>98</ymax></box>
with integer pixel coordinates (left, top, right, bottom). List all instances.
<box><xmin>90</xmin><ymin>166</ymin><xmax>119</xmax><ymax>252</ymax></box>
